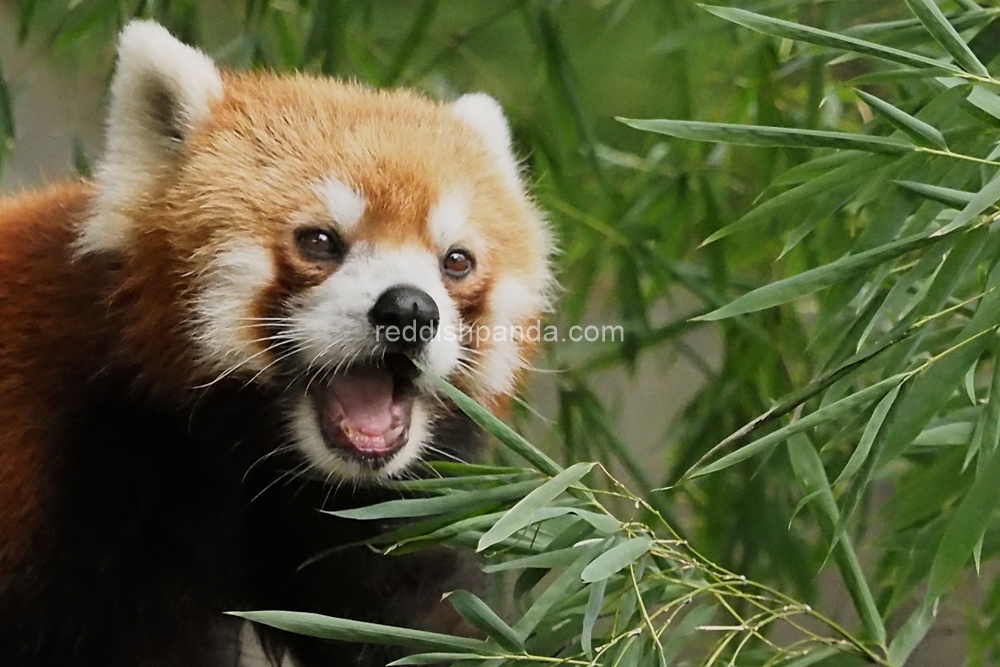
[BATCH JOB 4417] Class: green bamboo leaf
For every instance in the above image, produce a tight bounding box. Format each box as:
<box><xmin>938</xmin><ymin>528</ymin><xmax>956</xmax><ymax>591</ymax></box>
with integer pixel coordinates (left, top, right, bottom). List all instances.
<box><xmin>389</xmin><ymin>472</ymin><xmax>539</xmax><ymax>492</ymax></box>
<box><xmin>702</xmin><ymin>155</ymin><xmax>885</xmax><ymax>245</ymax></box>
<box><xmin>661</xmin><ymin>604</ymin><xmax>716</xmax><ymax>666</ymax></box>
<box><xmin>442</xmin><ymin>591</ymin><xmax>523</xmax><ymax>653</ymax></box>
<box><xmin>933</xmin><ymin>169</ymin><xmax>1000</xmax><ymax>236</ymax></box>
<box><xmin>482</xmin><ymin>544</ymin><xmax>589</xmax><ymax>573</ymax></box>
<box><xmin>974</xmin><ymin>533</ymin><xmax>984</xmax><ymax>574</ymax></box>
<box><xmin>877</xmin><ymin>260</ymin><xmax>1000</xmax><ymax>469</ymax></box>
<box><xmin>388</xmin><ymin>653</ymin><xmax>484</xmax><ymax>666</ymax></box>
<box><xmin>477</xmin><ymin>462</ymin><xmax>595</xmax><ymax>552</ymax></box>
<box><xmin>928</xmin><ymin>442</ymin><xmax>1000</xmax><ymax>597</ymax></box>
<box><xmin>700</xmin><ymin>5</ymin><xmax>962</xmax><ymax>73</ymax></box>
<box><xmin>581</xmin><ymin>579</ymin><xmax>606</xmax><ymax>657</ymax></box>
<box><xmin>967</xmin><ymin>85</ymin><xmax>1000</xmax><ymax>121</ymax></box>
<box><xmin>903</xmin><ymin>0</ymin><xmax>989</xmax><ymax>76</ymax></box>
<box><xmin>0</xmin><ymin>53</ymin><xmax>13</xmax><ymax>168</ymax></box>
<box><xmin>580</xmin><ymin>536</ymin><xmax>653</xmax><ymax>582</ymax></box>
<box><xmin>887</xmin><ymin>599</ymin><xmax>938</xmax><ymax>665</ymax></box>
<box><xmin>427</xmin><ymin>375</ymin><xmax>561</xmax><ymax>476</ymax></box>
<box><xmin>326</xmin><ymin>479</ymin><xmax>542</xmax><ymax>520</ymax></box>
<box><xmin>849</xmin><ymin>68</ymin><xmax>946</xmax><ymax>85</ymax></box>
<box><xmin>777</xmin><ymin>647</ymin><xmax>842</xmax><ymax>667</ymax></box>
<box><xmin>769</xmin><ymin>152</ymin><xmax>861</xmax><ymax>188</ymax></box>
<box><xmin>512</xmin><ymin>548</ymin><xmax>595</xmax><ymax>640</ymax></box>
<box><xmin>895</xmin><ymin>180</ymin><xmax>975</xmax><ymax>208</ymax></box>
<box><xmin>856</xmin><ymin>90</ymin><xmax>947</xmax><ymax>148</ymax></box>
<box><xmin>965</xmin><ymin>357</ymin><xmax>979</xmax><ymax>404</ymax></box>
<box><xmin>695</xmin><ymin>232</ymin><xmax>944</xmax><ymax>321</ymax></box>
<box><xmin>980</xmin><ymin>338</ymin><xmax>1000</xmax><ymax>457</ymax></box>
<box><xmin>692</xmin><ymin>374</ymin><xmax>907</xmax><ymax>479</ymax></box>
<box><xmin>914</xmin><ymin>421</ymin><xmax>973</xmax><ymax>446</ymax></box>
<box><xmin>618</xmin><ymin>118</ymin><xmax>912</xmax><ymax>154</ymax></box>
<box><xmin>231</xmin><ymin>611</ymin><xmax>492</xmax><ymax>653</ymax></box>
<box><xmin>835</xmin><ymin>383</ymin><xmax>902</xmax><ymax>486</ymax></box>
<box><xmin>786</xmin><ymin>435</ymin><xmax>886</xmax><ymax>645</ymax></box>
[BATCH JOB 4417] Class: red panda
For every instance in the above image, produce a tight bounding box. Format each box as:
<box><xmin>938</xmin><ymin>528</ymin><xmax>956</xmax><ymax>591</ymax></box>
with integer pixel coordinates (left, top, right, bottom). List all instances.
<box><xmin>0</xmin><ymin>21</ymin><xmax>552</xmax><ymax>667</ymax></box>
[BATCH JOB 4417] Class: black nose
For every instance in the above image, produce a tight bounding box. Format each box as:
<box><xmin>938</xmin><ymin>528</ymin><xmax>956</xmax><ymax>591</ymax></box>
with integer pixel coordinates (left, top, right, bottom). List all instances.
<box><xmin>368</xmin><ymin>285</ymin><xmax>440</xmax><ymax>352</ymax></box>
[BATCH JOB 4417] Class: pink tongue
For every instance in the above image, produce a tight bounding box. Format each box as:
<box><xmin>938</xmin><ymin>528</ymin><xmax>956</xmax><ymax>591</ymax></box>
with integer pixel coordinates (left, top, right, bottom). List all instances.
<box><xmin>327</xmin><ymin>370</ymin><xmax>395</xmax><ymax>436</ymax></box>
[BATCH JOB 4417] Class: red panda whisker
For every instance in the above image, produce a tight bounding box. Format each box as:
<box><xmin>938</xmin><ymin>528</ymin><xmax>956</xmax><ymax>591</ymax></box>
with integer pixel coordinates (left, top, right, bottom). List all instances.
<box><xmin>421</xmin><ymin>444</ymin><xmax>467</xmax><ymax>466</ymax></box>
<box><xmin>249</xmin><ymin>461</ymin><xmax>313</xmax><ymax>505</ymax></box>
<box><xmin>195</xmin><ymin>337</ymin><xmax>302</xmax><ymax>391</ymax></box>
<box><xmin>243</xmin><ymin>443</ymin><xmax>300</xmax><ymax>482</ymax></box>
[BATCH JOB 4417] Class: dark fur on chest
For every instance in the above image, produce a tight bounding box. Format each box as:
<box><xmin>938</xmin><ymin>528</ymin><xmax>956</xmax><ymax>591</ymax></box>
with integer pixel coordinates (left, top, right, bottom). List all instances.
<box><xmin>0</xmin><ymin>380</ymin><xmax>484</xmax><ymax>667</ymax></box>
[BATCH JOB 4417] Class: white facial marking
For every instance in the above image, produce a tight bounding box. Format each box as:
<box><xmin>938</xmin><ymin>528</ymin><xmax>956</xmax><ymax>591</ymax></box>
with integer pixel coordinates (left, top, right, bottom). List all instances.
<box><xmin>291</xmin><ymin>399</ymin><xmax>434</xmax><ymax>481</ymax></box>
<box><xmin>314</xmin><ymin>178</ymin><xmax>366</xmax><ymax>234</ymax></box>
<box><xmin>450</xmin><ymin>93</ymin><xmax>523</xmax><ymax>195</ymax></box>
<box><xmin>288</xmin><ymin>245</ymin><xmax>461</xmax><ymax>379</ymax></box>
<box><xmin>428</xmin><ymin>189</ymin><xmax>473</xmax><ymax>251</ymax></box>
<box><xmin>472</xmin><ymin>276</ymin><xmax>543</xmax><ymax>395</ymax></box>
<box><xmin>191</xmin><ymin>243</ymin><xmax>274</xmax><ymax>377</ymax></box>
<box><xmin>78</xmin><ymin>21</ymin><xmax>223</xmax><ymax>255</ymax></box>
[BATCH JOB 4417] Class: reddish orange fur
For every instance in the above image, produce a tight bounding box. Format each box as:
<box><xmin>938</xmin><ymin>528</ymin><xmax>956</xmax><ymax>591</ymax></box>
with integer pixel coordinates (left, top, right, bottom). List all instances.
<box><xmin>0</xmin><ymin>183</ymin><xmax>103</xmax><ymax>580</ymax></box>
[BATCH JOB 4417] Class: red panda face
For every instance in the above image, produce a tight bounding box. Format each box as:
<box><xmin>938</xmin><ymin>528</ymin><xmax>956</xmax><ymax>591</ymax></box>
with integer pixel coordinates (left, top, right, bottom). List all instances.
<box><xmin>76</xmin><ymin>22</ymin><xmax>553</xmax><ymax>481</ymax></box>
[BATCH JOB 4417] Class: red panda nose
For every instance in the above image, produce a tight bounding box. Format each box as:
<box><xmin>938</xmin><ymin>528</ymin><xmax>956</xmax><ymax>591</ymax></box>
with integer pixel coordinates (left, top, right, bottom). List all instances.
<box><xmin>368</xmin><ymin>285</ymin><xmax>440</xmax><ymax>352</ymax></box>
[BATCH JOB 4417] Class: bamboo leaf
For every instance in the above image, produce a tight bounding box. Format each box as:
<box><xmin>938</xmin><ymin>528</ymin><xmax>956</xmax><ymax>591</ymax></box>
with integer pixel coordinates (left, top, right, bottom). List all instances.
<box><xmin>967</xmin><ymin>85</ymin><xmax>1000</xmax><ymax>121</ymax></box>
<box><xmin>786</xmin><ymin>435</ymin><xmax>887</xmax><ymax>645</ymax></box>
<box><xmin>388</xmin><ymin>653</ymin><xmax>484</xmax><ymax>666</ymax></box>
<box><xmin>442</xmin><ymin>591</ymin><xmax>523</xmax><ymax>652</ymax></box>
<box><xmin>231</xmin><ymin>611</ymin><xmax>493</xmax><ymax>653</ymax></box>
<box><xmin>856</xmin><ymin>89</ymin><xmax>947</xmax><ymax>148</ymax></box>
<box><xmin>877</xmin><ymin>260</ymin><xmax>1000</xmax><ymax>469</ymax></box>
<box><xmin>692</xmin><ymin>374</ymin><xmax>908</xmax><ymax>478</ymax></box>
<box><xmin>581</xmin><ymin>579</ymin><xmax>606</xmax><ymax>657</ymax></box>
<box><xmin>887</xmin><ymin>599</ymin><xmax>938</xmax><ymax>665</ymax></box>
<box><xmin>895</xmin><ymin>180</ymin><xmax>975</xmax><ymax>208</ymax></box>
<box><xmin>661</xmin><ymin>604</ymin><xmax>717</xmax><ymax>666</ymax></box>
<box><xmin>481</xmin><ymin>544</ymin><xmax>589</xmax><ymax>573</ymax></box>
<box><xmin>835</xmin><ymin>383</ymin><xmax>902</xmax><ymax>486</ymax></box>
<box><xmin>618</xmin><ymin>118</ymin><xmax>913</xmax><ymax>154</ymax></box>
<box><xmin>580</xmin><ymin>536</ymin><xmax>653</xmax><ymax>582</ymax></box>
<box><xmin>980</xmin><ymin>338</ymin><xmax>1000</xmax><ymax>457</ymax></box>
<box><xmin>700</xmin><ymin>5</ymin><xmax>962</xmax><ymax>73</ymax></box>
<box><xmin>695</xmin><ymin>232</ymin><xmax>945</xmax><ymax>321</ymax></box>
<box><xmin>477</xmin><ymin>462</ymin><xmax>595</xmax><ymax>552</ymax></box>
<box><xmin>903</xmin><ymin>0</ymin><xmax>989</xmax><ymax>76</ymax></box>
<box><xmin>0</xmin><ymin>54</ymin><xmax>13</xmax><ymax>169</ymax></box>
<box><xmin>326</xmin><ymin>479</ymin><xmax>542</xmax><ymax>520</ymax></box>
<box><xmin>934</xmin><ymin>169</ymin><xmax>1000</xmax><ymax>236</ymax></box>
<box><xmin>427</xmin><ymin>375</ymin><xmax>562</xmax><ymax>476</ymax></box>
<box><xmin>928</xmin><ymin>441</ymin><xmax>1000</xmax><ymax>597</ymax></box>
<box><xmin>702</xmin><ymin>155</ymin><xmax>886</xmax><ymax>245</ymax></box>
<box><xmin>512</xmin><ymin>548</ymin><xmax>595</xmax><ymax>640</ymax></box>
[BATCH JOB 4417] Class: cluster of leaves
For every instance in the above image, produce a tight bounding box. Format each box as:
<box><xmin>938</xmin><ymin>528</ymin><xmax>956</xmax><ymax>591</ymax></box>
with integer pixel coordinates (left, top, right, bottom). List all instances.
<box><xmin>631</xmin><ymin>1</ymin><xmax>1000</xmax><ymax>664</ymax></box>
<box><xmin>237</xmin><ymin>381</ymin><xmax>885</xmax><ymax>667</ymax></box>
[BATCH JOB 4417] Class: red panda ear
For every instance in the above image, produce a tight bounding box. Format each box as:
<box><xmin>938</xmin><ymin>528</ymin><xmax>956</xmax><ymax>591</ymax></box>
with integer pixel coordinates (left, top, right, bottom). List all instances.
<box><xmin>450</xmin><ymin>93</ymin><xmax>524</xmax><ymax>195</ymax></box>
<box><xmin>77</xmin><ymin>21</ymin><xmax>223</xmax><ymax>255</ymax></box>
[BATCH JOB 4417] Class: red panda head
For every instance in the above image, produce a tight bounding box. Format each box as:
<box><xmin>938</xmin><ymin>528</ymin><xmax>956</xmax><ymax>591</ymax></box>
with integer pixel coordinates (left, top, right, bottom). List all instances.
<box><xmin>77</xmin><ymin>21</ymin><xmax>554</xmax><ymax>481</ymax></box>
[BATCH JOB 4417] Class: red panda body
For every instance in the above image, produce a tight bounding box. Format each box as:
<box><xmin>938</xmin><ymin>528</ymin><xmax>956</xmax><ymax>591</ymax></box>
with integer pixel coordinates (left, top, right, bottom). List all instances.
<box><xmin>0</xmin><ymin>22</ymin><xmax>551</xmax><ymax>667</ymax></box>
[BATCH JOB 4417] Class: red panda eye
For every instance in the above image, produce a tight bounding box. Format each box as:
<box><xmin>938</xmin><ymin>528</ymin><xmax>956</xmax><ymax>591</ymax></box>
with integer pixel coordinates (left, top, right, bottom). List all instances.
<box><xmin>295</xmin><ymin>228</ymin><xmax>345</xmax><ymax>262</ymax></box>
<box><xmin>442</xmin><ymin>248</ymin><xmax>474</xmax><ymax>279</ymax></box>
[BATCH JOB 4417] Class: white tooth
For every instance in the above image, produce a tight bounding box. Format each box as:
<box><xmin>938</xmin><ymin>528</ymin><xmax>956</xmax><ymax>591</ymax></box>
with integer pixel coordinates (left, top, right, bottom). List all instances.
<box><xmin>386</xmin><ymin>425</ymin><xmax>404</xmax><ymax>442</ymax></box>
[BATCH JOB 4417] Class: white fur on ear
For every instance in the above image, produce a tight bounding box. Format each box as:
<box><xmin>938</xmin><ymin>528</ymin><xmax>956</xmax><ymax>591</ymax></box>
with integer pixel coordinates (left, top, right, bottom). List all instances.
<box><xmin>450</xmin><ymin>93</ymin><xmax>523</xmax><ymax>194</ymax></box>
<box><xmin>77</xmin><ymin>21</ymin><xmax>223</xmax><ymax>255</ymax></box>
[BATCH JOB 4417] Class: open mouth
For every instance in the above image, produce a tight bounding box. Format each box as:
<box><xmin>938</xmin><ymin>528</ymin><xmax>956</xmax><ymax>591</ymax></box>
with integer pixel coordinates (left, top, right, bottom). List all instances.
<box><xmin>311</xmin><ymin>353</ymin><xmax>420</xmax><ymax>462</ymax></box>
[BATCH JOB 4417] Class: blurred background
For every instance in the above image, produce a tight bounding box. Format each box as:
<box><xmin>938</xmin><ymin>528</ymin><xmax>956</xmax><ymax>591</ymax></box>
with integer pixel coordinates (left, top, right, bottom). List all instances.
<box><xmin>2</xmin><ymin>1</ymin><xmax>996</xmax><ymax>664</ymax></box>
